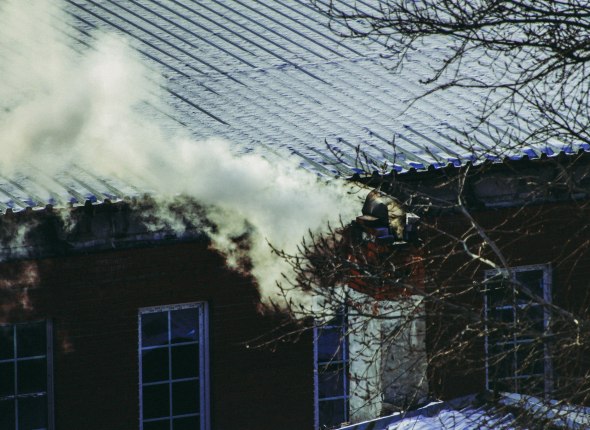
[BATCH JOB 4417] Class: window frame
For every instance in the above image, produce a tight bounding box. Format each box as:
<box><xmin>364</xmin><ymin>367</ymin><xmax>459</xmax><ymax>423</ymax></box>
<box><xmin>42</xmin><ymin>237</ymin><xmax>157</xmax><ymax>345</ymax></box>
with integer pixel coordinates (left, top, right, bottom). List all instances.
<box><xmin>138</xmin><ymin>302</ymin><xmax>210</xmax><ymax>430</ymax></box>
<box><xmin>313</xmin><ymin>313</ymin><xmax>349</xmax><ymax>430</ymax></box>
<box><xmin>0</xmin><ymin>319</ymin><xmax>54</xmax><ymax>430</ymax></box>
<box><xmin>484</xmin><ymin>264</ymin><xmax>553</xmax><ymax>395</ymax></box>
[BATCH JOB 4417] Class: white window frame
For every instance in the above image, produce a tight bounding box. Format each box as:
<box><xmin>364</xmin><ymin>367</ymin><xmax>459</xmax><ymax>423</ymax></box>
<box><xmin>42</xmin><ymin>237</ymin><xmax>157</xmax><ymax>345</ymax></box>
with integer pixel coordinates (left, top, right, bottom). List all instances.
<box><xmin>138</xmin><ymin>302</ymin><xmax>210</xmax><ymax>430</ymax></box>
<box><xmin>484</xmin><ymin>264</ymin><xmax>552</xmax><ymax>395</ymax></box>
<box><xmin>313</xmin><ymin>314</ymin><xmax>349</xmax><ymax>430</ymax></box>
<box><xmin>0</xmin><ymin>319</ymin><xmax>54</xmax><ymax>430</ymax></box>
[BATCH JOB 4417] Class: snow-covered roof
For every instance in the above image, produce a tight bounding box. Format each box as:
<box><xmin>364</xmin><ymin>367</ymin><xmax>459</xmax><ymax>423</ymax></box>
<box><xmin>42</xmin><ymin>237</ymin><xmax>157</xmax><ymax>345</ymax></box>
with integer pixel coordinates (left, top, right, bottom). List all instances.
<box><xmin>64</xmin><ymin>0</ymin><xmax>579</xmax><ymax>176</ymax></box>
<box><xmin>336</xmin><ymin>397</ymin><xmax>512</xmax><ymax>430</ymax></box>
<box><xmin>0</xmin><ymin>0</ymin><xmax>584</xmax><ymax>212</ymax></box>
<box><xmin>337</xmin><ymin>393</ymin><xmax>590</xmax><ymax>430</ymax></box>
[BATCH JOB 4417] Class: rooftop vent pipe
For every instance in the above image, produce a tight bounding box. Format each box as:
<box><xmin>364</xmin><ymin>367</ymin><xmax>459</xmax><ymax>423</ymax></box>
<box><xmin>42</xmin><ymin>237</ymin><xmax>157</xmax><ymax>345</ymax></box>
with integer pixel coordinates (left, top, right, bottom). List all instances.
<box><xmin>361</xmin><ymin>190</ymin><xmax>405</xmax><ymax>239</ymax></box>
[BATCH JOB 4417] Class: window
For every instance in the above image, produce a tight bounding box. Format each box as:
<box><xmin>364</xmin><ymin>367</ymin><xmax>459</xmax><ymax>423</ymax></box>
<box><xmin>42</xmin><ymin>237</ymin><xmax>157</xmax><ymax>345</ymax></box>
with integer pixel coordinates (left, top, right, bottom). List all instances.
<box><xmin>139</xmin><ymin>303</ymin><xmax>209</xmax><ymax>430</ymax></box>
<box><xmin>0</xmin><ymin>320</ymin><xmax>53</xmax><ymax>430</ymax></box>
<box><xmin>484</xmin><ymin>265</ymin><xmax>552</xmax><ymax>395</ymax></box>
<box><xmin>314</xmin><ymin>313</ymin><xmax>349</xmax><ymax>429</ymax></box>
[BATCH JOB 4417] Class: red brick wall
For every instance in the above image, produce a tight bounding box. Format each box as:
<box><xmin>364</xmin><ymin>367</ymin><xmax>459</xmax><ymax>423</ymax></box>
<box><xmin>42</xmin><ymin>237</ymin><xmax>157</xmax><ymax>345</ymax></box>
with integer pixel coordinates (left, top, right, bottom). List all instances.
<box><xmin>0</xmin><ymin>241</ymin><xmax>314</xmax><ymax>430</ymax></box>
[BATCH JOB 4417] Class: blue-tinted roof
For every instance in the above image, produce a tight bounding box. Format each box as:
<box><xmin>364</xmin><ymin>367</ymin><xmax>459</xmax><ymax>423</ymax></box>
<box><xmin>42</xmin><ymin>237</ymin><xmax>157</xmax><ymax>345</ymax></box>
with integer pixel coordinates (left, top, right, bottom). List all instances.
<box><xmin>0</xmin><ymin>1</ymin><xmax>583</xmax><ymax>212</ymax></box>
<box><xmin>338</xmin><ymin>393</ymin><xmax>590</xmax><ymax>430</ymax></box>
<box><xmin>63</xmin><ymin>0</ymin><xmax>576</xmax><ymax>175</ymax></box>
<box><xmin>0</xmin><ymin>165</ymin><xmax>140</xmax><ymax>213</ymax></box>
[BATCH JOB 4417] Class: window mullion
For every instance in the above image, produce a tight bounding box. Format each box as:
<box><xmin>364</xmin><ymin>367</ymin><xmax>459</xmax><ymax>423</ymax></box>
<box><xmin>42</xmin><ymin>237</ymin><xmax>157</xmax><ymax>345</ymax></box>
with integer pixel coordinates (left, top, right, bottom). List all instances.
<box><xmin>168</xmin><ymin>311</ymin><xmax>173</xmax><ymax>430</ymax></box>
<box><xmin>199</xmin><ymin>305</ymin><xmax>208</xmax><ymax>430</ymax></box>
<box><xmin>46</xmin><ymin>320</ymin><xmax>55</xmax><ymax>430</ymax></box>
<box><xmin>13</xmin><ymin>325</ymin><xmax>17</xmax><ymax>430</ymax></box>
<box><xmin>511</xmin><ymin>276</ymin><xmax>518</xmax><ymax>389</ymax></box>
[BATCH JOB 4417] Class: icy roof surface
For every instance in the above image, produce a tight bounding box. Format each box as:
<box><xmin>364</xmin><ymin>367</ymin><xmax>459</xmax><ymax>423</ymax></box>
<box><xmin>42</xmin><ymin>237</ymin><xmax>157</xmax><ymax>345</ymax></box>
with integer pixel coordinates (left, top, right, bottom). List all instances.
<box><xmin>386</xmin><ymin>408</ymin><xmax>516</xmax><ymax>430</ymax></box>
<box><xmin>0</xmin><ymin>0</ymin><xmax>582</xmax><ymax>211</ymax></box>
<box><xmin>338</xmin><ymin>393</ymin><xmax>590</xmax><ymax>430</ymax></box>
<box><xmin>337</xmin><ymin>398</ymin><xmax>516</xmax><ymax>430</ymax></box>
<box><xmin>63</xmin><ymin>0</ymin><xmax>572</xmax><ymax>177</ymax></box>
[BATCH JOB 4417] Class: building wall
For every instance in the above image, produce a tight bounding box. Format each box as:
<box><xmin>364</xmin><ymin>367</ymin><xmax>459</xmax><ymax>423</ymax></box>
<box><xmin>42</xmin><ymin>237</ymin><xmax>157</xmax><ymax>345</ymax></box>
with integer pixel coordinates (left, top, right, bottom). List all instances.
<box><xmin>424</xmin><ymin>201</ymin><xmax>590</xmax><ymax>400</ymax></box>
<box><xmin>0</xmin><ymin>241</ymin><xmax>314</xmax><ymax>430</ymax></box>
<box><xmin>348</xmin><ymin>295</ymin><xmax>428</xmax><ymax>420</ymax></box>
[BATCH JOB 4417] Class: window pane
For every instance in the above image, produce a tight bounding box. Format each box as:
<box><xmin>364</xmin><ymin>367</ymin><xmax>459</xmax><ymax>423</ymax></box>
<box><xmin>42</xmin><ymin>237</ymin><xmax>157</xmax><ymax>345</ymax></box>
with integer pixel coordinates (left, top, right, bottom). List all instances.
<box><xmin>516</xmin><ymin>343</ymin><xmax>544</xmax><ymax>376</ymax></box>
<box><xmin>0</xmin><ymin>325</ymin><xmax>14</xmax><ymax>360</ymax></box>
<box><xmin>17</xmin><ymin>359</ymin><xmax>47</xmax><ymax>395</ymax></box>
<box><xmin>16</xmin><ymin>322</ymin><xmax>46</xmax><ymax>358</ymax></box>
<box><xmin>318</xmin><ymin>365</ymin><xmax>345</xmax><ymax>399</ymax></box>
<box><xmin>515</xmin><ymin>270</ymin><xmax>544</xmax><ymax>300</ymax></box>
<box><xmin>0</xmin><ymin>399</ymin><xmax>15</xmax><ymax>429</ymax></box>
<box><xmin>143</xmin><ymin>419</ymin><xmax>170</xmax><ymax>430</ymax></box>
<box><xmin>327</xmin><ymin>312</ymin><xmax>346</xmax><ymax>327</ymax></box>
<box><xmin>0</xmin><ymin>362</ymin><xmax>15</xmax><ymax>397</ymax></box>
<box><xmin>172</xmin><ymin>381</ymin><xmax>199</xmax><ymax>416</ymax></box>
<box><xmin>142</xmin><ymin>348</ymin><xmax>169</xmax><ymax>383</ymax></box>
<box><xmin>142</xmin><ymin>313</ymin><xmax>169</xmax><ymax>347</ymax></box>
<box><xmin>486</xmin><ymin>280</ymin><xmax>512</xmax><ymax>308</ymax></box>
<box><xmin>517</xmin><ymin>305</ymin><xmax>545</xmax><ymax>336</ymax></box>
<box><xmin>173</xmin><ymin>416</ymin><xmax>200</xmax><ymax>430</ymax></box>
<box><xmin>143</xmin><ymin>384</ymin><xmax>170</xmax><ymax>420</ymax></box>
<box><xmin>489</xmin><ymin>308</ymin><xmax>515</xmax><ymax>342</ymax></box>
<box><xmin>488</xmin><ymin>343</ymin><xmax>515</xmax><ymax>380</ymax></box>
<box><xmin>319</xmin><ymin>399</ymin><xmax>346</xmax><ymax>429</ymax></box>
<box><xmin>18</xmin><ymin>395</ymin><xmax>47</xmax><ymax>430</ymax></box>
<box><xmin>317</xmin><ymin>328</ymin><xmax>343</xmax><ymax>362</ymax></box>
<box><xmin>170</xmin><ymin>309</ymin><xmax>198</xmax><ymax>344</ymax></box>
<box><xmin>171</xmin><ymin>345</ymin><xmax>198</xmax><ymax>380</ymax></box>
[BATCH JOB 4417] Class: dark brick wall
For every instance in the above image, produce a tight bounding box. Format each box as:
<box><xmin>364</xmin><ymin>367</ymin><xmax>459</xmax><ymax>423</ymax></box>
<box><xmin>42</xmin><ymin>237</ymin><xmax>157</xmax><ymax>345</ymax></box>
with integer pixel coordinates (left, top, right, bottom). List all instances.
<box><xmin>424</xmin><ymin>201</ymin><xmax>590</xmax><ymax>400</ymax></box>
<box><xmin>0</xmin><ymin>241</ymin><xmax>314</xmax><ymax>430</ymax></box>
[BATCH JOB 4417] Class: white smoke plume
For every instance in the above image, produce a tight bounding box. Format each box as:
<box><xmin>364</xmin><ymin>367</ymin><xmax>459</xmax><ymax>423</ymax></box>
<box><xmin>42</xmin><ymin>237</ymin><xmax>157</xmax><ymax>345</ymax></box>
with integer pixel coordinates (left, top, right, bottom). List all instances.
<box><xmin>0</xmin><ymin>1</ymin><xmax>359</xmax><ymax>310</ymax></box>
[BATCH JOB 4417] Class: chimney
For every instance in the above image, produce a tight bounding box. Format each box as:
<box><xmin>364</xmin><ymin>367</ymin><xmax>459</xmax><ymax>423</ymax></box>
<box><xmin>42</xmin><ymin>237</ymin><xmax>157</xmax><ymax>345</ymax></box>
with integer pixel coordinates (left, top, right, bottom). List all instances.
<box><xmin>347</xmin><ymin>191</ymin><xmax>428</xmax><ymax>420</ymax></box>
<box><xmin>356</xmin><ymin>189</ymin><xmax>419</xmax><ymax>245</ymax></box>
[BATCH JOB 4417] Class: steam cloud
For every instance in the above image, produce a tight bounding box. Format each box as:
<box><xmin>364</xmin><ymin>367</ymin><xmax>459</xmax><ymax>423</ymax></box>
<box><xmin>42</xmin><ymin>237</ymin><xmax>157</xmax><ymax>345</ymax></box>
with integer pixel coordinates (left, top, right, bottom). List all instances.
<box><xmin>0</xmin><ymin>1</ymin><xmax>358</xmax><ymax>309</ymax></box>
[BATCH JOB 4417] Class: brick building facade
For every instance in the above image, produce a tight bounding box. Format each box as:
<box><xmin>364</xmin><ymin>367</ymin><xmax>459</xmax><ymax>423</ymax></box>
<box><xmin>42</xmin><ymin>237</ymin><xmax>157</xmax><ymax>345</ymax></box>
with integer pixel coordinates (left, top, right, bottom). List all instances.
<box><xmin>0</xmin><ymin>204</ymin><xmax>315</xmax><ymax>430</ymax></box>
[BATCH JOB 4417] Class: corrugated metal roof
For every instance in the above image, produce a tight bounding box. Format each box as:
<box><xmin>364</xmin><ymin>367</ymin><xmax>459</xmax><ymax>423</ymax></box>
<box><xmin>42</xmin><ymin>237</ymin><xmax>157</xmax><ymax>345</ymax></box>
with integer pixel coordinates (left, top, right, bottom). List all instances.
<box><xmin>0</xmin><ymin>0</ymin><xmax>583</xmax><ymax>213</ymax></box>
<box><xmin>0</xmin><ymin>165</ymin><xmax>143</xmax><ymax>214</ymax></box>
<box><xmin>62</xmin><ymin>0</ymin><xmax>583</xmax><ymax>177</ymax></box>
